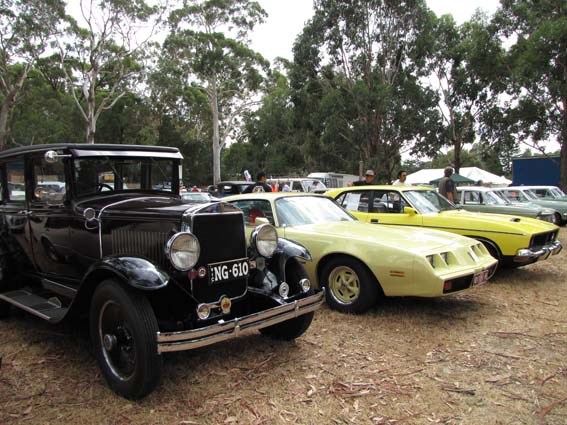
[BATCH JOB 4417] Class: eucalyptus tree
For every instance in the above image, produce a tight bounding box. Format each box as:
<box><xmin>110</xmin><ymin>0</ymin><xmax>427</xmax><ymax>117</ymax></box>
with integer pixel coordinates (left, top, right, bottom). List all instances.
<box><xmin>164</xmin><ymin>0</ymin><xmax>269</xmax><ymax>185</ymax></box>
<box><xmin>491</xmin><ymin>0</ymin><xmax>567</xmax><ymax>190</ymax></box>
<box><xmin>146</xmin><ymin>60</ymin><xmax>216</xmax><ymax>184</ymax></box>
<box><xmin>0</xmin><ymin>0</ymin><xmax>66</xmax><ymax>150</ymax></box>
<box><xmin>58</xmin><ymin>0</ymin><xmax>161</xmax><ymax>144</ymax></box>
<box><xmin>427</xmin><ymin>13</ymin><xmax>504</xmax><ymax>172</ymax></box>
<box><xmin>291</xmin><ymin>0</ymin><xmax>439</xmax><ymax>182</ymax></box>
<box><xmin>237</xmin><ymin>69</ymin><xmax>306</xmax><ymax>177</ymax></box>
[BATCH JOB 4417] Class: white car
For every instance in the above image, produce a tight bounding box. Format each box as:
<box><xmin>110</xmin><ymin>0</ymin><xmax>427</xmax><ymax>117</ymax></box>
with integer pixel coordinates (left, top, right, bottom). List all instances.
<box><xmin>515</xmin><ymin>185</ymin><xmax>567</xmax><ymax>202</ymax></box>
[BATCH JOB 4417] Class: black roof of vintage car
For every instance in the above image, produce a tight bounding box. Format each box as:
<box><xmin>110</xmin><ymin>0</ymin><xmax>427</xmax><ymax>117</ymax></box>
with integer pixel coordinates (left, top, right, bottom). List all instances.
<box><xmin>0</xmin><ymin>143</ymin><xmax>182</xmax><ymax>159</ymax></box>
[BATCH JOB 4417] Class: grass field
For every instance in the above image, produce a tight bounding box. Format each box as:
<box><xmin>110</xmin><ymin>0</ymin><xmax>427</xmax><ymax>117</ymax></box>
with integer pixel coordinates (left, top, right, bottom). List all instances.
<box><xmin>1</xmin><ymin>228</ymin><xmax>566</xmax><ymax>425</ymax></box>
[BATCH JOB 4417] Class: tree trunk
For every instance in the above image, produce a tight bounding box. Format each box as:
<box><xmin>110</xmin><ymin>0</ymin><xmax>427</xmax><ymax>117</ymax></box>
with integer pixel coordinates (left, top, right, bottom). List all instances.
<box><xmin>0</xmin><ymin>66</ymin><xmax>30</xmax><ymax>150</ymax></box>
<box><xmin>0</xmin><ymin>102</ymin><xmax>11</xmax><ymax>151</ymax></box>
<box><xmin>454</xmin><ymin>137</ymin><xmax>461</xmax><ymax>173</ymax></box>
<box><xmin>560</xmin><ymin>96</ymin><xmax>567</xmax><ymax>192</ymax></box>
<box><xmin>86</xmin><ymin>107</ymin><xmax>96</xmax><ymax>144</ymax></box>
<box><xmin>210</xmin><ymin>80</ymin><xmax>221</xmax><ymax>185</ymax></box>
<box><xmin>86</xmin><ymin>74</ymin><xmax>96</xmax><ymax>144</ymax></box>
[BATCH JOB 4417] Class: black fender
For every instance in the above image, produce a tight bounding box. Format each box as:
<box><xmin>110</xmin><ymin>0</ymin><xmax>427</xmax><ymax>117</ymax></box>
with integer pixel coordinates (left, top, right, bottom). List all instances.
<box><xmin>66</xmin><ymin>257</ymin><xmax>169</xmax><ymax>319</ymax></box>
<box><xmin>268</xmin><ymin>237</ymin><xmax>311</xmax><ymax>285</ymax></box>
<box><xmin>248</xmin><ymin>238</ymin><xmax>311</xmax><ymax>301</ymax></box>
<box><xmin>82</xmin><ymin>256</ymin><xmax>170</xmax><ymax>291</ymax></box>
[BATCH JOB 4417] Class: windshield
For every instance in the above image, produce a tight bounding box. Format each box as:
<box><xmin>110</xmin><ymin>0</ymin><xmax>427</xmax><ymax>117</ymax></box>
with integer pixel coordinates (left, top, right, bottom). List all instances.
<box><xmin>275</xmin><ymin>196</ymin><xmax>353</xmax><ymax>226</ymax></box>
<box><xmin>181</xmin><ymin>192</ymin><xmax>211</xmax><ymax>202</ymax></box>
<box><xmin>550</xmin><ymin>187</ymin><xmax>565</xmax><ymax>197</ymax></box>
<box><xmin>500</xmin><ymin>189</ymin><xmax>530</xmax><ymax>202</ymax></box>
<box><xmin>404</xmin><ymin>190</ymin><xmax>456</xmax><ymax>213</ymax></box>
<box><xmin>73</xmin><ymin>157</ymin><xmax>177</xmax><ymax>197</ymax></box>
<box><xmin>484</xmin><ymin>190</ymin><xmax>509</xmax><ymax>205</ymax></box>
<box><xmin>523</xmin><ymin>189</ymin><xmax>539</xmax><ymax>200</ymax></box>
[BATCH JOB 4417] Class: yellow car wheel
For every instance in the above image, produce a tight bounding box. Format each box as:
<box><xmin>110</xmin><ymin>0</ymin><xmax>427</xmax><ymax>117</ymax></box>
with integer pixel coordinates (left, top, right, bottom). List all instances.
<box><xmin>321</xmin><ymin>256</ymin><xmax>380</xmax><ymax>314</ymax></box>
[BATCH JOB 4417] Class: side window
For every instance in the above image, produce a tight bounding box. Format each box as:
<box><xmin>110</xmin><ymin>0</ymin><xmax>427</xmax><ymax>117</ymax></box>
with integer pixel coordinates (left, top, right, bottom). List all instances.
<box><xmin>291</xmin><ymin>181</ymin><xmax>302</xmax><ymax>192</ymax></box>
<box><xmin>6</xmin><ymin>160</ymin><xmax>26</xmax><ymax>202</ymax></box>
<box><xmin>506</xmin><ymin>191</ymin><xmax>520</xmax><ymax>202</ymax></box>
<box><xmin>463</xmin><ymin>191</ymin><xmax>480</xmax><ymax>205</ymax></box>
<box><xmin>374</xmin><ymin>191</ymin><xmax>405</xmax><ymax>213</ymax></box>
<box><xmin>32</xmin><ymin>155</ymin><xmax>66</xmax><ymax>203</ymax></box>
<box><xmin>339</xmin><ymin>192</ymin><xmax>370</xmax><ymax>212</ymax></box>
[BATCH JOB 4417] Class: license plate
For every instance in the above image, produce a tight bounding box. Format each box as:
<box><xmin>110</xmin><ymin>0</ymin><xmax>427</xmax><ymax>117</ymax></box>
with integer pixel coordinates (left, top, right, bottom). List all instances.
<box><xmin>208</xmin><ymin>258</ymin><xmax>249</xmax><ymax>285</ymax></box>
<box><xmin>472</xmin><ymin>270</ymin><xmax>489</xmax><ymax>286</ymax></box>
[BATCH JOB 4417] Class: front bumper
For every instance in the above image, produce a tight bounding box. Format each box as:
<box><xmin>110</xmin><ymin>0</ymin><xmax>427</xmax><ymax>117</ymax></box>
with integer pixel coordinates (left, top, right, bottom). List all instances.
<box><xmin>156</xmin><ymin>289</ymin><xmax>325</xmax><ymax>353</ymax></box>
<box><xmin>514</xmin><ymin>240</ymin><xmax>563</xmax><ymax>263</ymax></box>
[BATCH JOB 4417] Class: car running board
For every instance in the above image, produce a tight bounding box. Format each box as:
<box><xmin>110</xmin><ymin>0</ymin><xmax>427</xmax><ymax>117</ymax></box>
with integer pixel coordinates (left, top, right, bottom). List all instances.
<box><xmin>0</xmin><ymin>289</ymin><xmax>68</xmax><ymax>323</ymax></box>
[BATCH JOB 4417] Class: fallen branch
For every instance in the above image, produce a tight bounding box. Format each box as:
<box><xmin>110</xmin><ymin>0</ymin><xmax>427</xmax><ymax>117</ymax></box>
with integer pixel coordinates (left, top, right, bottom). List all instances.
<box><xmin>482</xmin><ymin>350</ymin><xmax>523</xmax><ymax>360</ymax></box>
<box><xmin>537</xmin><ymin>395</ymin><xmax>567</xmax><ymax>425</ymax></box>
<box><xmin>442</xmin><ymin>386</ymin><xmax>476</xmax><ymax>396</ymax></box>
<box><xmin>489</xmin><ymin>331</ymin><xmax>538</xmax><ymax>339</ymax></box>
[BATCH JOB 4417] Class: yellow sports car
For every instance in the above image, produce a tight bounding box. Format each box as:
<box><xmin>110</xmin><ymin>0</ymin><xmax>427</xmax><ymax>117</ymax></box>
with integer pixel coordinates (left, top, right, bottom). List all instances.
<box><xmin>326</xmin><ymin>185</ymin><xmax>562</xmax><ymax>269</ymax></box>
<box><xmin>224</xmin><ymin>193</ymin><xmax>497</xmax><ymax>314</ymax></box>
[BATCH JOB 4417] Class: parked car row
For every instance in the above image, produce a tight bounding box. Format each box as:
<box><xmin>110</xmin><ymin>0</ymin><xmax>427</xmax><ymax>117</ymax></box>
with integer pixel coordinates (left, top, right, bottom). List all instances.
<box><xmin>326</xmin><ymin>185</ymin><xmax>562</xmax><ymax>268</ymax></box>
<box><xmin>0</xmin><ymin>144</ymin><xmax>563</xmax><ymax>400</ymax></box>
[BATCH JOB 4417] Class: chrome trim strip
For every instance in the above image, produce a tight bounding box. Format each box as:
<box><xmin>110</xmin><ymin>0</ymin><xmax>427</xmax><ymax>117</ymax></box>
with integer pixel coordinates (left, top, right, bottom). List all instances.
<box><xmin>0</xmin><ymin>293</ymin><xmax>55</xmax><ymax>321</ymax></box>
<box><xmin>41</xmin><ymin>279</ymin><xmax>78</xmax><ymax>298</ymax></box>
<box><xmin>514</xmin><ymin>240</ymin><xmax>562</xmax><ymax>262</ymax></box>
<box><xmin>156</xmin><ymin>290</ymin><xmax>325</xmax><ymax>353</ymax></box>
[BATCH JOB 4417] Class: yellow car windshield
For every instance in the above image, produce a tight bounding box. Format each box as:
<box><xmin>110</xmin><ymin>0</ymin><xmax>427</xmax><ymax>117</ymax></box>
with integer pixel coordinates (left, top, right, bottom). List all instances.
<box><xmin>275</xmin><ymin>196</ymin><xmax>353</xmax><ymax>226</ymax></box>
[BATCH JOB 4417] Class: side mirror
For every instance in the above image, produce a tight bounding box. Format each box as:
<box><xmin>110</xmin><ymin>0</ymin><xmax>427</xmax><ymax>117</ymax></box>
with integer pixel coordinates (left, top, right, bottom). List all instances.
<box><xmin>255</xmin><ymin>217</ymin><xmax>270</xmax><ymax>225</ymax></box>
<box><xmin>403</xmin><ymin>206</ymin><xmax>417</xmax><ymax>215</ymax></box>
<box><xmin>44</xmin><ymin>150</ymin><xmax>71</xmax><ymax>163</ymax></box>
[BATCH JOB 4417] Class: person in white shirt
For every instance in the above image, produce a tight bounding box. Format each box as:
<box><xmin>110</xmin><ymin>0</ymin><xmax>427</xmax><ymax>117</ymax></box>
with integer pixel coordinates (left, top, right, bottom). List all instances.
<box><xmin>393</xmin><ymin>170</ymin><xmax>408</xmax><ymax>185</ymax></box>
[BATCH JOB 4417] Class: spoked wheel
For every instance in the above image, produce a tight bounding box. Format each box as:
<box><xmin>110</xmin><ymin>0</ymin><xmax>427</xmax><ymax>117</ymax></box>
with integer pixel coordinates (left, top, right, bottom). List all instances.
<box><xmin>321</xmin><ymin>256</ymin><xmax>380</xmax><ymax>314</ymax></box>
<box><xmin>90</xmin><ymin>280</ymin><xmax>162</xmax><ymax>399</ymax></box>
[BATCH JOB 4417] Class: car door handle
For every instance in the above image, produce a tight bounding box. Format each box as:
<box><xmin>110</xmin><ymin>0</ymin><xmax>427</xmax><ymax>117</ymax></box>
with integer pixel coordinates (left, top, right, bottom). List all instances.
<box><xmin>371</xmin><ymin>218</ymin><xmax>379</xmax><ymax>224</ymax></box>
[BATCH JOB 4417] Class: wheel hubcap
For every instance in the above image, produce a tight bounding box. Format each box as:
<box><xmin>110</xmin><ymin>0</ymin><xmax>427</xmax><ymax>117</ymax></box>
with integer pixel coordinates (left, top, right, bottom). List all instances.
<box><xmin>103</xmin><ymin>333</ymin><xmax>117</xmax><ymax>351</ymax></box>
<box><xmin>328</xmin><ymin>265</ymin><xmax>360</xmax><ymax>305</ymax></box>
<box><xmin>98</xmin><ymin>300</ymin><xmax>136</xmax><ymax>380</ymax></box>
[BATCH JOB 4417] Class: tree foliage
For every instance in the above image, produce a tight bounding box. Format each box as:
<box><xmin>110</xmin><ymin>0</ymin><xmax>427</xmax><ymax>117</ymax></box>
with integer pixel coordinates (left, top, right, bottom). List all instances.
<box><xmin>289</xmin><ymin>0</ymin><xmax>440</xmax><ymax>183</ymax></box>
<box><xmin>164</xmin><ymin>0</ymin><xmax>269</xmax><ymax>184</ymax></box>
<box><xmin>427</xmin><ymin>13</ymin><xmax>504</xmax><ymax>172</ymax></box>
<box><xmin>0</xmin><ymin>0</ymin><xmax>66</xmax><ymax>149</ymax></box>
<box><xmin>491</xmin><ymin>0</ymin><xmax>567</xmax><ymax>189</ymax></box>
<box><xmin>2</xmin><ymin>0</ymin><xmax>566</xmax><ymax>189</ymax></box>
<box><xmin>58</xmin><ymin>0</ymin><xmax>160</xmax><ymax>143</ymax></box>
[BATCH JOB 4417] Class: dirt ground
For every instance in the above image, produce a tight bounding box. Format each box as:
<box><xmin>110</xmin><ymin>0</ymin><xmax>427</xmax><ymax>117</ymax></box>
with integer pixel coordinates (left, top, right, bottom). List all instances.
<box><xmin>1</xmin><ymin>228</ymin><xmax>566</xmax><ymax>425</ymax></box>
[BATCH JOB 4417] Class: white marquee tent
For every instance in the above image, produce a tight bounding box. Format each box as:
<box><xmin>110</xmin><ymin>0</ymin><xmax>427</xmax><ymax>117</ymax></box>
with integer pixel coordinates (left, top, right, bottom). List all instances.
<box><xmin>405</xmin><ymin>167</ymin><xmax>512</xmax><ymax>187</ymax></box>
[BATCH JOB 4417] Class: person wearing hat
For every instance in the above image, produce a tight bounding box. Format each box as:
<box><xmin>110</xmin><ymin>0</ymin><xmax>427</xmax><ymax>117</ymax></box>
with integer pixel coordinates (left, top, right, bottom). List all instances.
<box><xmin>352</xmin><ymin>169</ymin><xmax>376</xmax><ymax>186</ymax></box>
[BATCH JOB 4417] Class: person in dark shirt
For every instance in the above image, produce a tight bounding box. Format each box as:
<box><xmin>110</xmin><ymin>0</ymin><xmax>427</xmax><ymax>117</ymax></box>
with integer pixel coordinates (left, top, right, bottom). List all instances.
<box><xmin>438</xmin><ymin>167</ymin><xmax>456</xmax><ymax>202</ymax></box>
<box><xmin>352</xmin><ymin>169</ymin><xmax>376</xmax><ymax>186</ymax></box>
<box><xmin>243</xmin><ymin>171</ymin><xmax>273</xmax><ymax>193</ymax></box>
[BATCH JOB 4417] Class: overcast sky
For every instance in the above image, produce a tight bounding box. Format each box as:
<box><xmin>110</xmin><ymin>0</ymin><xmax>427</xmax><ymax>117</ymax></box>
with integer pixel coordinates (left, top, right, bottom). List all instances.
<box><xmin>251</xmin><ymin>0</ymin><xmax>500</xmax><ymax>63</ymax></box>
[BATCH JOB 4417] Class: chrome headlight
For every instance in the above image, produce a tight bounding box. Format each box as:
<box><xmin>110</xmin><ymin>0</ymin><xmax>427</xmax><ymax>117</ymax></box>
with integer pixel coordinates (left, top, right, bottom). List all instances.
<box><xmin>165</xmin><ymin>232</ymin><xmax>200</xmax><ymax>271</ymax></box>
<box><xmin>250</xmin><ymin>224</ymin><xmax>278</xmax><ymax>258</ymax></box>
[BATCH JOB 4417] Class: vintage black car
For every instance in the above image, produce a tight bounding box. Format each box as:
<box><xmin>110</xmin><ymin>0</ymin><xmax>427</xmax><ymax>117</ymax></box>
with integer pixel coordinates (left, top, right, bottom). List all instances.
<box><xmin>0</xmin><ymin>144</ymin><xmax>324</xmax><ymax>399</ymax></box>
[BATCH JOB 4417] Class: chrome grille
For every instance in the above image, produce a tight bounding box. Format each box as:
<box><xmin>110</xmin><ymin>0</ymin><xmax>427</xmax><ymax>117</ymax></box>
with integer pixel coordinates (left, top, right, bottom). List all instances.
<box><xmin>530</xmin><ymin>230</ymin><xmax>558</xmax><ymax>249</ymax></box>
<box><xmin>112</xmin><ymin>228</ymin><xmax>169</xmax><ymax>265</ymax></box>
